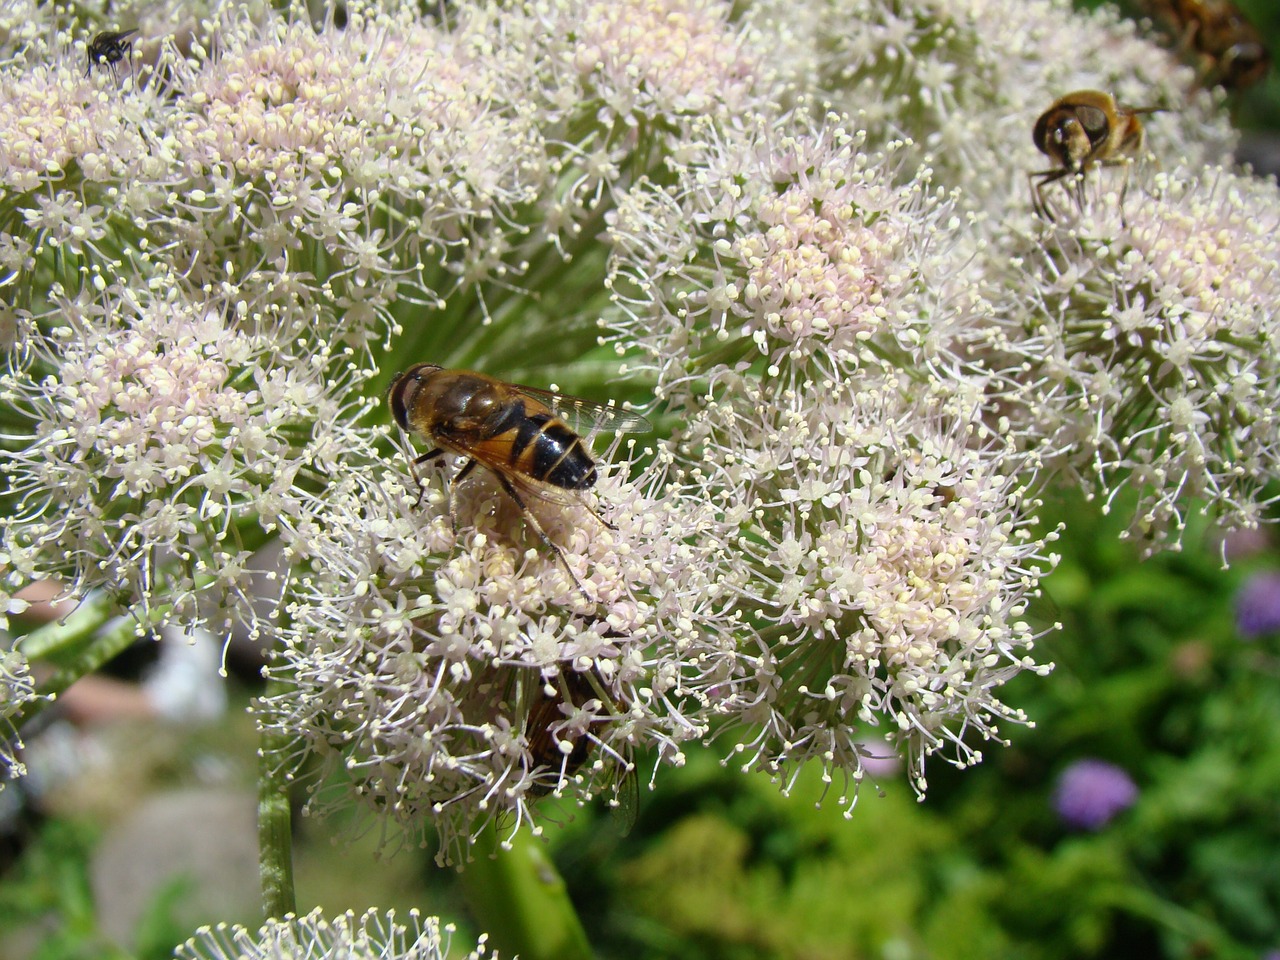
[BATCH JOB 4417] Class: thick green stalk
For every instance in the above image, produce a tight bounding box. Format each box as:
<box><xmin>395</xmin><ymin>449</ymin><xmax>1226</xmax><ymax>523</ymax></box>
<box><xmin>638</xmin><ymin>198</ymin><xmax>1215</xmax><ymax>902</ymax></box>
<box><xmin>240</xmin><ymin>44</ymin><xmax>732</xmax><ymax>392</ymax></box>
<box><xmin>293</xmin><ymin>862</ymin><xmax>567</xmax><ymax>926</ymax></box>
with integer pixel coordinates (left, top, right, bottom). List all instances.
<box><xmin>461</xmin><ymin>821</ymin><xmax>595</xmax><ymax>960</ymax></box>
<box><xmin>14</xmin><ymin>593</ymin><xmax>151</xmax><ymax>727</ymax></box>
<box><xmin>257</xmin><ymin>675</ymin><xmax>297</xmax><ymax>920</ymax></box>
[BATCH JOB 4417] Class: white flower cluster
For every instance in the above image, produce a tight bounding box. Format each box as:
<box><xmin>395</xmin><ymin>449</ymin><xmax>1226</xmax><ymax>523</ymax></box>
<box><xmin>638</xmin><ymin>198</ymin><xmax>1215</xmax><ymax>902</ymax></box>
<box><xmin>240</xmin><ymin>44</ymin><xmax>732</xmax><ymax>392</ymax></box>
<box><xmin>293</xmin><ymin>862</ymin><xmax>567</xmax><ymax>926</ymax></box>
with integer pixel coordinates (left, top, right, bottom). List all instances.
<box><xmin>163</xmin><ymin>4</ymin><xmax>549</xmax><ymax>324</ymax></box>
<box><xmin>259</xmin><ymin>432</ymin><xmax>731</xmax><ymax>860</ymax></box>
<box><xmin>0</xmin><ymin>0</ymin><xmax>1275</xmax><ymax>858</ymax></box>
<box><xmin>0</xmin><ymin>273</ymin><xmax>363</xmax><ymax>635</ymax></box>
<box><xmin>523</xmin><ymin>0</ymin><xmax>771</xmax><ymax>122</ymax></box>
<box><xmin>607</xmin><ymin>112</ymin><xmax>983</xmax><ymax>389</ymax></box>
<box><xmin>978</xmin><ymin>166</ymin><xmax>1280</xmax><ymax>547</ymax></box>
<box><xmin>0</xmin><ymin>646</ymin><xmax>40</xmax><ymax>785</ymax></box>
<box><xmin>177</xmin><ymin>908</ymin><xmax>495</xmax><ymax>960</ymax></box>
<box><xmin>682</xmin><ymin>376</ymin><xmax>1055</xmax><ymax>798</ymax></box>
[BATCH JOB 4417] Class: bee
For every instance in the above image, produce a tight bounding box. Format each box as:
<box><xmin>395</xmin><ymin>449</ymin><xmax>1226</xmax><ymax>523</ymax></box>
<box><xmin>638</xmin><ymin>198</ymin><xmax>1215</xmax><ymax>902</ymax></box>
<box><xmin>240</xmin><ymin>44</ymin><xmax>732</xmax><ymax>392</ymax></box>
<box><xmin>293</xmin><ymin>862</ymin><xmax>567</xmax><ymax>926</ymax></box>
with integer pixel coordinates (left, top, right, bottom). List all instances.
<box><xmin>1030</xmin><ymin>90</ymin><xmax>1158</xmax><ymax>222</ymax></box>
<box><xmin>388</xmin><ymin>364</ymin><xmax>649</xmax><ymax>590</ymax></box>
<box><xmin>1139</xmin><ymin>0</ymin><xmax>1270</xmax><ymax>90</ymax></box>
<box><xmin>85</xmin><ymin>29</ymin><xmax>138</xmax><ymax>78</ymax></box>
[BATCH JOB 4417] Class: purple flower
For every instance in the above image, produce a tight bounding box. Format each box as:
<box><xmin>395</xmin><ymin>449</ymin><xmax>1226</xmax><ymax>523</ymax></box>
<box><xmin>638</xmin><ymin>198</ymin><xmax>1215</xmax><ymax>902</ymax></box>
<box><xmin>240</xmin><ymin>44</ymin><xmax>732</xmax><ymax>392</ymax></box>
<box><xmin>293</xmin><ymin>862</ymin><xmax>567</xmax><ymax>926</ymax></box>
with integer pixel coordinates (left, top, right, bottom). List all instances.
<box><xmin>1236</xmin><ymin>571</ymin><xmax>1280</xmax><ymax>639</ymax></box>
<box><xmin>1053</xmin><ymin>759</ymin><xmax>1138</xmax><ymax>830</ymax></box>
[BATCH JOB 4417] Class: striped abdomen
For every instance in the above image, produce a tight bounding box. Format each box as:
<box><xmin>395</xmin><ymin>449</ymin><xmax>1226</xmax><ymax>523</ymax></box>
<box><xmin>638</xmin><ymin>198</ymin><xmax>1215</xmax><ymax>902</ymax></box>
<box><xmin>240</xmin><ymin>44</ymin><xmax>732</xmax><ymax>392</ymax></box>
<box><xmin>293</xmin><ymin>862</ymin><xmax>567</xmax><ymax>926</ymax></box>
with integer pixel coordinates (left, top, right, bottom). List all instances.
<box><xmin>486</xmin><ymin>401</ymin><xmax>597</xmax><ymax>490</ymax></box>
<box><xmin>388</xmin><ymin>364</ymin><xmax>600</xmax><ymax>492</ymax></box>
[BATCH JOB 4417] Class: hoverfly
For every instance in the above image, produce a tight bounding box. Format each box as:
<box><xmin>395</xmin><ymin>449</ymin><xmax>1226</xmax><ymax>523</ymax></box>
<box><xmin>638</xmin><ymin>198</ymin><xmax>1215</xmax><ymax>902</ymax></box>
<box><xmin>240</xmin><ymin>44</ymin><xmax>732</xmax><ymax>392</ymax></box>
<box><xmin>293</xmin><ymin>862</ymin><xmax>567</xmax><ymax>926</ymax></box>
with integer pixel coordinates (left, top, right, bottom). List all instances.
<box><xmin>387</xmin><ymin>364</ymin><xmax>649</xmax><ymax>591</ymax></box>
<box><xmin>85</xmin><ymin>29</ymin><xmax>137</xmax><ymax>78</ymax></box>
<box><xmin>1030</xmin><ymin>90</ymin><xmax>1158</xmax><ymax>222</ymax></box>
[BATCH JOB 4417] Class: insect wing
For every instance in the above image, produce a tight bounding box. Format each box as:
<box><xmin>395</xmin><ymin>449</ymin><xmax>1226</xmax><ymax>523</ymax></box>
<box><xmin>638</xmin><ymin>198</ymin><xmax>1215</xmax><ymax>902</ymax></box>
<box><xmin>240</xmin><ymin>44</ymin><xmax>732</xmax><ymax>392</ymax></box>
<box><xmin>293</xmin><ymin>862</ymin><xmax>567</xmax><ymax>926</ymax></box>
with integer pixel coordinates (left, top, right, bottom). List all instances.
<box><xmin>610</xmin><ymin>763</ymin><xmax>640</xmax><ymax>836</ymax></box>
<box><xmin>525</xmin><ymin>691</ymin><xmax>563</xmax><ymax>768</ymax></box>
<box><xmin>439</xmin><ymin>429</ymin><xmax>586</xmax><ymax>507</ymax></box>
<box><xmin>511</xmin><ymin>384</ymin><xmax>651</xmax><ymax>439</ymax></box>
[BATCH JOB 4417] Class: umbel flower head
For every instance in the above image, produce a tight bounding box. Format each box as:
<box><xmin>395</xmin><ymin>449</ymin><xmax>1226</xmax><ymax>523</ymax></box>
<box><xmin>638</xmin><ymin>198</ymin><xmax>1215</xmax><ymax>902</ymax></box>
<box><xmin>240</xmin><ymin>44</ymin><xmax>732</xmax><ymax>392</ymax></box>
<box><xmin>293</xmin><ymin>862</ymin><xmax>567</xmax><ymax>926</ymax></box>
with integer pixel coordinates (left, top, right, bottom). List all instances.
<box><xmin>671</xmin><ymin>373</ymin><xmax>1057</xmax><ymax>803</ymax></box>
<box><xmin>607</xmin><ymin>108</ymin><xmax>985</xmax><ymax>395</ymax></box>
<box><xmin>0</xmin><ymin>271</ymin><xmax>366</xmax><ymax>636</ymax></box>
<box><xmin>177</xmin><ymin>908</ymin><xmax>496</xmax><ymax>960</ymax></box>
<box><xmin>980</xmin><ymin>165</ymin><xmax>1280</xmax><ymax>548</ymax></box>
<box><xmin>260</xmin><ymin>428</ymin><xmax>730</xmax><ymax>863</ymax></box>
<box><xmin>521</xmin><ymin>0</ymin><xmax>775</xmax><ymax>125</ymax></box>
<box><xmin>161</xmin><ymin>1</ymin><xmax>549</xmax><ymax>331</ymax></box>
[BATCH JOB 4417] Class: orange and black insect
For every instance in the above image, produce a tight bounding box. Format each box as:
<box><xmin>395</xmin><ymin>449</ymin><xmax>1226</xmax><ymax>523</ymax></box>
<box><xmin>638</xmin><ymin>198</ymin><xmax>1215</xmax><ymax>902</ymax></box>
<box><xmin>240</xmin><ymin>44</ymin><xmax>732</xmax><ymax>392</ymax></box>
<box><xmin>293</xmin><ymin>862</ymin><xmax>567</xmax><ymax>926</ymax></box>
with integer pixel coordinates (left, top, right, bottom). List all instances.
<box><xmin>1139</xmin><ymin>0</ymin><xmax>1270</xmax><ymax>90</ymax></box>
<box><xmin>388</xmin><ymin>364</ymin><xmax>648</xmax><ymax>588</ymax></box>
<box><xmin>1030</xmin><ymin>90</ymin><xmax>1158</xmax><ymax>222</ymax></box>
<box><xmin>85</xmin><ymin>29</ymin><xmax>137</xmax><ymax>78</ymax></box>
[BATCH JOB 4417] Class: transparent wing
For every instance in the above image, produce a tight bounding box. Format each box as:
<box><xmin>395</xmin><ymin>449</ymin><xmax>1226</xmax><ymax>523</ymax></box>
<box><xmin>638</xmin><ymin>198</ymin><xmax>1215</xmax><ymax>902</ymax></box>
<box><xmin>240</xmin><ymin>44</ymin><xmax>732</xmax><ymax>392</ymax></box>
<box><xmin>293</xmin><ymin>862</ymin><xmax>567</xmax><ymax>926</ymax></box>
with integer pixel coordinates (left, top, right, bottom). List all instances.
<box><xmin>610</xmin><ymin>764</ymin><xmax>639</xmax><ymax>836</ymax></box>
<box><xmin>443</xmin><ymin>437</ymin><xmax>595</xmax><ymax>508</ymax></box>
<box><xmin>510</xmin><ymin>384</ymin><xmax>651</xmax><ymax>437</ymax></box>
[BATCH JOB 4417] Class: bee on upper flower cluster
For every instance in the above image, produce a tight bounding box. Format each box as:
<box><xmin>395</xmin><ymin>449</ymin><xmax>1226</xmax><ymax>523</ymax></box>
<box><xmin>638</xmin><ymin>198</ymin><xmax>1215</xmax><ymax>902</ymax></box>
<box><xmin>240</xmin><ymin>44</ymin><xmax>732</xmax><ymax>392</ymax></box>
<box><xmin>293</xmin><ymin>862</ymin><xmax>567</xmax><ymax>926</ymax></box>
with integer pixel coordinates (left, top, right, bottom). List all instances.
<box><xmin>1029</xmin><ymin>89</ymin><xmax>1158</xmax><ymax>223</ymax></box>
<box><xmin>1028</xmin><ymin>2</ymin><xmax>1270</xmax><ymax>220</ymax></box>
<box><xmin>1138</xmin><ymin>0</ymin><xmax>1270</xmax><ymax>90</ymax></box>
<box><xmin>387</xmin><ymin>363</ymin><xmax>649</xmax><ymax>593</ymax></box>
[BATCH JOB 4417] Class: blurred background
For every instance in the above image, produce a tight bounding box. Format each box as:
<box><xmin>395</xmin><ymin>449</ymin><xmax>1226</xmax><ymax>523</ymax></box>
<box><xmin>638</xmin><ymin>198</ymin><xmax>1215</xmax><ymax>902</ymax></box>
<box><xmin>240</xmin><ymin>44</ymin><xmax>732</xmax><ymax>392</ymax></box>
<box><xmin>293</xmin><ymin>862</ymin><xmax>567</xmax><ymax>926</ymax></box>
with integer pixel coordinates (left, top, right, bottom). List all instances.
<box><xmin>3</xmin><ymin>1</ymin><xmax>1280</xmax><ymax>958</ymax></box>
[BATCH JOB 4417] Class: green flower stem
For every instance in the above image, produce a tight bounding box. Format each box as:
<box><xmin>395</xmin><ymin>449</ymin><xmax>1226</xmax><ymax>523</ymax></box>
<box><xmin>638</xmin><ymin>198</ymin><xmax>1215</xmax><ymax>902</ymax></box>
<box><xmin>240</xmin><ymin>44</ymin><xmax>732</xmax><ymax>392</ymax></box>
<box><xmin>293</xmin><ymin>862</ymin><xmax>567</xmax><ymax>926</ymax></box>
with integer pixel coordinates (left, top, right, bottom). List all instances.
<box><xmin>461</xmin><ymin>821</ymin><xmax>594</xmax><ymax>960</ymax></box>
<box><xmin>14</xmin><ymin>592</ymin><xmax>147</xmax><ymax>726</ymax></box>
<box><xmin>257</xmin><ymin>675</ymin><xmax>297</xmax><ymax>920</ymax></box>
<box><xmin>16</xmin><ymin>590</ymin><xmax>120</xmax><ymax>663</ymax></box>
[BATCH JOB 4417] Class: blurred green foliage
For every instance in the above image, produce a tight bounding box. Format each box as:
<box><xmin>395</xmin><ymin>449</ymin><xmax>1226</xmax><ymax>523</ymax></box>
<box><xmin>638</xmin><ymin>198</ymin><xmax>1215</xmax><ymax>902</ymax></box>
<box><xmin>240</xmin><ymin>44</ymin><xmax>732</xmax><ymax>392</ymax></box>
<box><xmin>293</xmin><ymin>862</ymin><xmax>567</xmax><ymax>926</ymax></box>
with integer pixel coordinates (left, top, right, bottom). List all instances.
<box><xmin>0</xmin><ymin>817</ymin><xmax>192</xmax><ymax>960</ymax></box>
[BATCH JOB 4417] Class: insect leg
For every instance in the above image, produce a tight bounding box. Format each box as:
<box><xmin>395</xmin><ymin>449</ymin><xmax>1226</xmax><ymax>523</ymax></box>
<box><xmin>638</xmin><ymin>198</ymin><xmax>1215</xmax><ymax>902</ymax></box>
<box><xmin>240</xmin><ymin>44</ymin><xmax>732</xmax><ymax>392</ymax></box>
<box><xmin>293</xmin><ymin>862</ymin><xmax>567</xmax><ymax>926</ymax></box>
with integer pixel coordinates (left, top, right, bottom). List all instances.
<box><xmin>1030</xmin><ymin>169</ymin><xmax>1070</xmax><ymax>222</ymax></box>
<box><xmin>409</xmin><ymin>448</ymin><xmax>445</xmax><ymax>507</ymax></box>
<box><xmin>1100</xmin><ymin>157</ymin><xmax>1135</xmax><ymax>228</ymax></box>
<box><xmin>443</xmin><ymin>458</ymin><xmax>480</xmax><ymax>533</ymax></box>
<box><xmin>1070</xmin><ymin>170</ymin><xmax>1088</xmax><ymax>216</ymax></box>
<box><xmin>492</xmin><ymin>472</ymin><xmax>588</xmax><ymax>597</ymax></box>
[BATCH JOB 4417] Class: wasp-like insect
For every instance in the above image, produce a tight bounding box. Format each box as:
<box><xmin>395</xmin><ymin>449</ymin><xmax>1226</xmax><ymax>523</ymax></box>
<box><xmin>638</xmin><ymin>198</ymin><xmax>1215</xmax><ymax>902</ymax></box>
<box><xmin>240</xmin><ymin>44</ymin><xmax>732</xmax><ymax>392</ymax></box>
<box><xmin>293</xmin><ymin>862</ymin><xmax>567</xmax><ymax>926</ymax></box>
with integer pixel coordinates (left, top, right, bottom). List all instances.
<box><xmin>388</xmin><ymin>364</ymin><xmax>649</xmax><ymax>589</ymax></box>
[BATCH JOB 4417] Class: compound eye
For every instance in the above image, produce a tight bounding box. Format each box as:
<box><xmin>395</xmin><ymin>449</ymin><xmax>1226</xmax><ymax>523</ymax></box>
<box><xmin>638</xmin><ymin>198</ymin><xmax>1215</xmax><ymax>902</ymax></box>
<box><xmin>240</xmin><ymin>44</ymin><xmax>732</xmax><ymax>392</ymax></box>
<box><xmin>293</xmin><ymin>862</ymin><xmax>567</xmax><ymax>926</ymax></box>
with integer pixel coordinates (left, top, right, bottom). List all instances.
<box><xmin>1074</xmin><ymin>105</ymin><xmax>1110</xmax><ymax>144</ymax></box>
